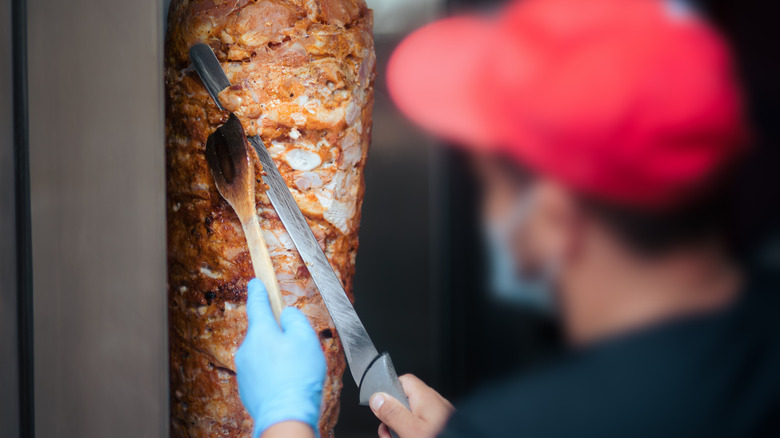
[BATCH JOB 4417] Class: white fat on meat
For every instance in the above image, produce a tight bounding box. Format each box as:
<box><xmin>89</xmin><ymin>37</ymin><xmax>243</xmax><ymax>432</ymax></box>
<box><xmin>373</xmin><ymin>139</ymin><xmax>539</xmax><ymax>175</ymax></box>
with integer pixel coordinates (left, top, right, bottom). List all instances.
<box><xmin>315</xmin><ymin>192</ymin><xmax>333</xmax><ymax>210</ymax></box>
<box><xmin>291</xmin><ymin>112</ymin><xmax>307</xmax><ymax>126</ymax></box>
<box><xmin>294</xmin><ymin>171</ymin><xmax>324</xmax><ymax>191</ymax></box>
<box><xmin>191</xmin><ymin>182</ymin><xmax>210</xmax><ymax>193</ymax></box>
<box><xmin>303</xmin><ymin>97</ymin><xmax>323</xmax><ymax>115</ymax></box>
<box><xmin>275</xmin><ymin>273</ymin><xmax>296</xmax><ymax>282</ymax></box>
<box><xmin>199</xmin><ymin>265</ymin><xmax>221</xmax><ymax>279</ymax></box>
<box><xmin>282</xmin><ymin>293</ymin><xmax>299</xmax><ymax>306</ymax></box>
<box><xmin>262</xmin><ymin>228</ymin><xmax>296</xmax><ymax>257</ymax></box>
<box><xmin>292</xmin><ymin>139</ymin><xmax>318</xmax><ymax>151</ymax></box>
<box><xmin>323</xmin><ymin>200</ymin><xmax>356</xmax><ymax>234</ymax></box>
<box><xmin>260</xmin><ymin>229</ymin><xmax>283</xmax><ymax>255</ymax></box>
<box><xmin>341</xmin><ymin>130</ymin><xmax>361</xmax><ymax>167</ymax></box>
<box><xmin>224</xmin><ymin>302</ymin><xmax>239</xmax><ymax>312</ymax></box>
<box><xmin>269</xmin><ymin>140</ymin><xmax>287</xmax><ymax>156</ymax></box>
<box><xmin>309</xmin><ymin>106</ymin><xmax>345</xmax><ymax>128</ymax></box>
<box><xmin>299</xmin><ymin>302</ymin><xmax>333</xmax><ymax>327</ymax></box>
<box><xmin>285</xmin><ymin>148</ymin><xmax>322</xmax><ymax>171</ymax></box>
<box><xmin>280</xmin><ymin>280</ymin><xmax>311</xmax><ymax>303</ymax></box>
<box><xmin>277</xmin><ymin>230</ymin><xmax>295</xmax><ymax>250</ymax></box>
<box><xmin>345</xmin><ymin>99</ymin><xmax>361</xmax><ymax>126</ymax></box>
<box><xmin>314</xmin><ymin>170</ymin><xmax>358</xmax><ymax>234</ymax></box>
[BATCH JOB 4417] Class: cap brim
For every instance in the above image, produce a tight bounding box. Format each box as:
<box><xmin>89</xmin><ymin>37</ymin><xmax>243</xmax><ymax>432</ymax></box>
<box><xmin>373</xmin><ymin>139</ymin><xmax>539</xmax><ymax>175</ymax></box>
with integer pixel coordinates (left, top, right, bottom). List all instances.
<box><xmin>387</xmin><ymin>16</ymin><xmax>498</xmax><ymax>150</ymax></box>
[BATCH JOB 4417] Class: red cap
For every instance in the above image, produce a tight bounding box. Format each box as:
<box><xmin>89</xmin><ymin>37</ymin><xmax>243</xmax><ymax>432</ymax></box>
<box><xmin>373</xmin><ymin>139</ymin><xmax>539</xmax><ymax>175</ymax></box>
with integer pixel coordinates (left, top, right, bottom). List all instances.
<box><xmin>387</xmin><ymin>0</ymin><xmax>749</xmax><ymax>209</ymax></box>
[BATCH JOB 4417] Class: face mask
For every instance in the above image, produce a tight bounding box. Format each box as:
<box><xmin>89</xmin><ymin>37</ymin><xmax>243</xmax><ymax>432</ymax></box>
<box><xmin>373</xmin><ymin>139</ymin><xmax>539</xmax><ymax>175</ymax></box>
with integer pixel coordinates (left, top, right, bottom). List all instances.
<box><xmin>483</xmin><ymin>191</ymin><xmax>557</xmax><ymax>314</ymax></box>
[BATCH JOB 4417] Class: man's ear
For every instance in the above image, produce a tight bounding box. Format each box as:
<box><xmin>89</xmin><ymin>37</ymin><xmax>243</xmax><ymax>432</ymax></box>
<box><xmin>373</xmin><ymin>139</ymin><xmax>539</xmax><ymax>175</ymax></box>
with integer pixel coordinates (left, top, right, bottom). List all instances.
<box><xmin>530</xmin><ymin>179</ymin><xmax>583</xmax><ymax>265</ymax></box>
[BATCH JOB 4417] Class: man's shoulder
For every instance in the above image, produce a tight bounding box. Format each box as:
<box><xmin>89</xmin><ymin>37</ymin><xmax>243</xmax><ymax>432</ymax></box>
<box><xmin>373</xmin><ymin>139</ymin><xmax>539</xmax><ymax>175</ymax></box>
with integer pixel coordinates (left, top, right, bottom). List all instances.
<box><xmin>439</xmin><ymin>358</ymin><xmax>630</xmax><ymax>438</ymax></box>
<box><xmin>439</xmin><ymin>273</ymin><xmax>780</xmax><ymax>438</ymax></box>
<box><xmin>440</xmin><ymin>350</ymin><xmax>709</xmax><ymax>438</ymax></box>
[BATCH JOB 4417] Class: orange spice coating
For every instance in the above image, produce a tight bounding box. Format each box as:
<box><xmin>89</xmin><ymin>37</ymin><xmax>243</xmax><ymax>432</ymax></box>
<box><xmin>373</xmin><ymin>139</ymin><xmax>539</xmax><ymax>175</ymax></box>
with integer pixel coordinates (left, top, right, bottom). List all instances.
<box><xmin>165</xmin><ymin>1</ymin><xmax>375</xmax><ymax>436</ymax></box>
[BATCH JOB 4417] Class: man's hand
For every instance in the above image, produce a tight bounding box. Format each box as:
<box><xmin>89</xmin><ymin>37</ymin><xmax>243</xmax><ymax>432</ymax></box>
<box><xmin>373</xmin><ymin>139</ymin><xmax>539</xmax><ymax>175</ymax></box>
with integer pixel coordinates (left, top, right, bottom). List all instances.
<box><xmin>235</xmin><ymin>279</ymin><xmax>326</xmax><ymax>438</ymax></box>
<box><xmin>369</xmin><ymin>374</ymin><xmax>454</xmax><ymax>438</ymax></box>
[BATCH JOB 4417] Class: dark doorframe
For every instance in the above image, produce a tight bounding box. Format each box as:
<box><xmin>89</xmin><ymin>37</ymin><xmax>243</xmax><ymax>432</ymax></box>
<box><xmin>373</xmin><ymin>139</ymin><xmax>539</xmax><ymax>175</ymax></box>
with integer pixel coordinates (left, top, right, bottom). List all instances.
<box><xmin>11</xmin><ymin>0</ymin><xmax>34</xmax><ymax>436</ymax></box>
<box><xmin>1</xmin><ymin>0</ymin><xmax>20</xmax><ymax>435</ymax></box>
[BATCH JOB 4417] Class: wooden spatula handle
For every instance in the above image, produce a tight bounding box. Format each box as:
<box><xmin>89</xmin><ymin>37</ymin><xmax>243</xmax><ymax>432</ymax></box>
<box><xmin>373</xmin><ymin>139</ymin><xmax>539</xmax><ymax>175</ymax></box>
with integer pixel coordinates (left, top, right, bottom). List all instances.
<box><xmin>241</xmin><ymin>213</ymin><xmax>284</xmax><ymax>324</ymax></box>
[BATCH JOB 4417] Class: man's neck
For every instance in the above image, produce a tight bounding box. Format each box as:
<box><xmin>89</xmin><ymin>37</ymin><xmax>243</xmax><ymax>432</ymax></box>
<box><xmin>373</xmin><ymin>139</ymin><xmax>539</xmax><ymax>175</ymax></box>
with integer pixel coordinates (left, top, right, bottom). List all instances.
<box><xmin>561</xmin><ymin>240</ymin><xmax>743</xmax><ymax>346</ymax></box>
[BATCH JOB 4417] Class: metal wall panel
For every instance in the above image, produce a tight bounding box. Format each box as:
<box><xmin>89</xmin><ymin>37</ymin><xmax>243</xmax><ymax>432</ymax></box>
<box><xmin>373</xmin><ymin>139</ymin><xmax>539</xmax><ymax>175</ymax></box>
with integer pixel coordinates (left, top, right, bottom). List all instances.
<box><xmin>27</xmin><ymin>0</ymin><xmax>168</xmax><ymax>436</ymax></box>
<box><xmin>0</xmin><ymin>0</ymin><xmax>19</xmax><ymax>434</ymax></box>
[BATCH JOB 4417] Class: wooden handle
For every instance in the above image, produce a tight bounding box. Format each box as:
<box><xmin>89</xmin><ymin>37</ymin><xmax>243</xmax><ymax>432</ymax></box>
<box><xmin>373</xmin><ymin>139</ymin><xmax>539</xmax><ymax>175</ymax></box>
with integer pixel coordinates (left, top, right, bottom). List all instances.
<box><xmin>241</xmin><ymin>213</ymin><xmax>284</xmax><ymax>324</ymax></box>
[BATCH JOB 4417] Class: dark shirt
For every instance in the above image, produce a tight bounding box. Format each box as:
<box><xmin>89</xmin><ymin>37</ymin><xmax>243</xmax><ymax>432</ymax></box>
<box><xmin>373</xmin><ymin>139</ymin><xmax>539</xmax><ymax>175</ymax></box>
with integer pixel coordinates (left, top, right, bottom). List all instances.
<box><xmin>440</xmin><ymin>271</ymin><xmax>780</xmax><ymax>438</ymax></box>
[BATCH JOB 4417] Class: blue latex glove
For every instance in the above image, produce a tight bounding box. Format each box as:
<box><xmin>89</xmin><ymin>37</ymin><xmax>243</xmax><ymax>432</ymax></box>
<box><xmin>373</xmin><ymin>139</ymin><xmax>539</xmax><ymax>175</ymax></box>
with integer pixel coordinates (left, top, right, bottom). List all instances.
<box><xmin>235</xmin><ymin>278</ymin><xmax>327</xmax><ymax>437</ymax></box>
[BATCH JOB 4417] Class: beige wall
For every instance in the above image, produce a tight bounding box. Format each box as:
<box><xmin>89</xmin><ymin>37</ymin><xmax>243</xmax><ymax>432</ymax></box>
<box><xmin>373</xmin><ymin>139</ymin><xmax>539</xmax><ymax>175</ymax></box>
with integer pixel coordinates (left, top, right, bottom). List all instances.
<box><xmin>27</xmin><ymin>0</ymin><xmax>168</xmax><ymax>436</ymax></box>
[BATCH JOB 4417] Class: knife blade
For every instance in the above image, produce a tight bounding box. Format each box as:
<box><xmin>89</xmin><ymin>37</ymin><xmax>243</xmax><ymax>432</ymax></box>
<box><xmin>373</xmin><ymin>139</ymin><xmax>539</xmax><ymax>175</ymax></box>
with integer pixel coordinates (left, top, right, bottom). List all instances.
<box><xmin>189</xmin><ymin>43</ymin><xmax>410</xmax><ymax>413</ymax></box>
<box><xmin>189</xmin><ymin>44</ymin><xmax>231</xmax><ymax>112</ymax></box>
<box><xmin>249</xmin><ymin>134</ymin><xmax>378</xmax><ymax>382</ymax></box>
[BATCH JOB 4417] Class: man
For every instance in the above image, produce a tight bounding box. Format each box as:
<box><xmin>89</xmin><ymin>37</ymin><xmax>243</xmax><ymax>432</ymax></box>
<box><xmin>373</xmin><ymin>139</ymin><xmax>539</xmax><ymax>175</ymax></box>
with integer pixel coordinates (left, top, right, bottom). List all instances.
<box><xmin>234</xmin><ymin>0</ymin><xmax>780</xmax><ymax>437</ymax></box>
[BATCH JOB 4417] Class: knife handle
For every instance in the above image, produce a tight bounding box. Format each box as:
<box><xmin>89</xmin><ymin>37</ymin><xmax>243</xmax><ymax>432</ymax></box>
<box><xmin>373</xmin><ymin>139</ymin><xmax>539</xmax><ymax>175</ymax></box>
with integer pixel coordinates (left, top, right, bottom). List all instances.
<box><xmin>358</xmin><ymin>352</ymin><xmax>410</xmax><ymax>438</ymax></box>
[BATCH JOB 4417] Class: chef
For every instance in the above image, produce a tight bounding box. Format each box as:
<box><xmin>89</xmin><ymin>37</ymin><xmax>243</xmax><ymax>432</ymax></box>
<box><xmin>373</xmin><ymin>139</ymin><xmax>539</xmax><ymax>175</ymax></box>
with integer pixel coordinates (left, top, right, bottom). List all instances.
<box><xmin>233</xmin><ymin>0</ymin><xmax>780</xmax><ymax>437</ymax></box>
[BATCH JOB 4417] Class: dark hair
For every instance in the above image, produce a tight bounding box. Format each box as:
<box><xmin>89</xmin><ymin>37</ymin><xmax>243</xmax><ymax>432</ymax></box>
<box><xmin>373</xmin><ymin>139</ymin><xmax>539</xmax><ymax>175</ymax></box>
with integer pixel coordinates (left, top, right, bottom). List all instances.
<box><xmin>578</xmin><ymin>165</ymin><xmax>741</xmax><ymax>258</ymax></box>
<box><xmin>489</xmin><ymin>152</ymin><xmax>742</xmax><ymax>258</ymax></box>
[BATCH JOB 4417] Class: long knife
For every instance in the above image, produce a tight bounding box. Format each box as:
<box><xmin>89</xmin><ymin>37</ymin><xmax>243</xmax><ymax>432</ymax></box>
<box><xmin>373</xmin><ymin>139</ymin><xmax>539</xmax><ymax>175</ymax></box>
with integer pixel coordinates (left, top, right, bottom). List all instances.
<box><xmin>189</xmin><ymin>43</ymin><xmax>410</xmax><ymax>417</ymax></box>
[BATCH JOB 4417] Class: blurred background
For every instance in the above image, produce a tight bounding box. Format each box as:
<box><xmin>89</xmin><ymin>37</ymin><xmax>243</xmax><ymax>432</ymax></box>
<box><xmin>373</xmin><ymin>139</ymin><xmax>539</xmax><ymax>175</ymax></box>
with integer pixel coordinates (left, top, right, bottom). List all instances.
<box><xmin>2</xmin><ymin>0</ymin><xmax>779</xmax><ymax>436</ymax></box>
<box><xmin>338</xmin><ymin>0</ymin><xmax>780</xmax><ymax>435</ymax></box>
<box><xmin>336</xmin><ymin>2</ymin><xmax>559</xmax><ymax>436</ymax></box>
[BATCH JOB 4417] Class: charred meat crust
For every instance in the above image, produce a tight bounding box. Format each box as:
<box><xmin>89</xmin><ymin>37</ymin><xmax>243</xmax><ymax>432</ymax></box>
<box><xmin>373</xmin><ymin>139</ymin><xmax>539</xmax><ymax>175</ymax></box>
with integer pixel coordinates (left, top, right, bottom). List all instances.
<box><xmin>165</xmin><ymin>0</ymin><xmax>375</xmax><ymax>436</ymax></box>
